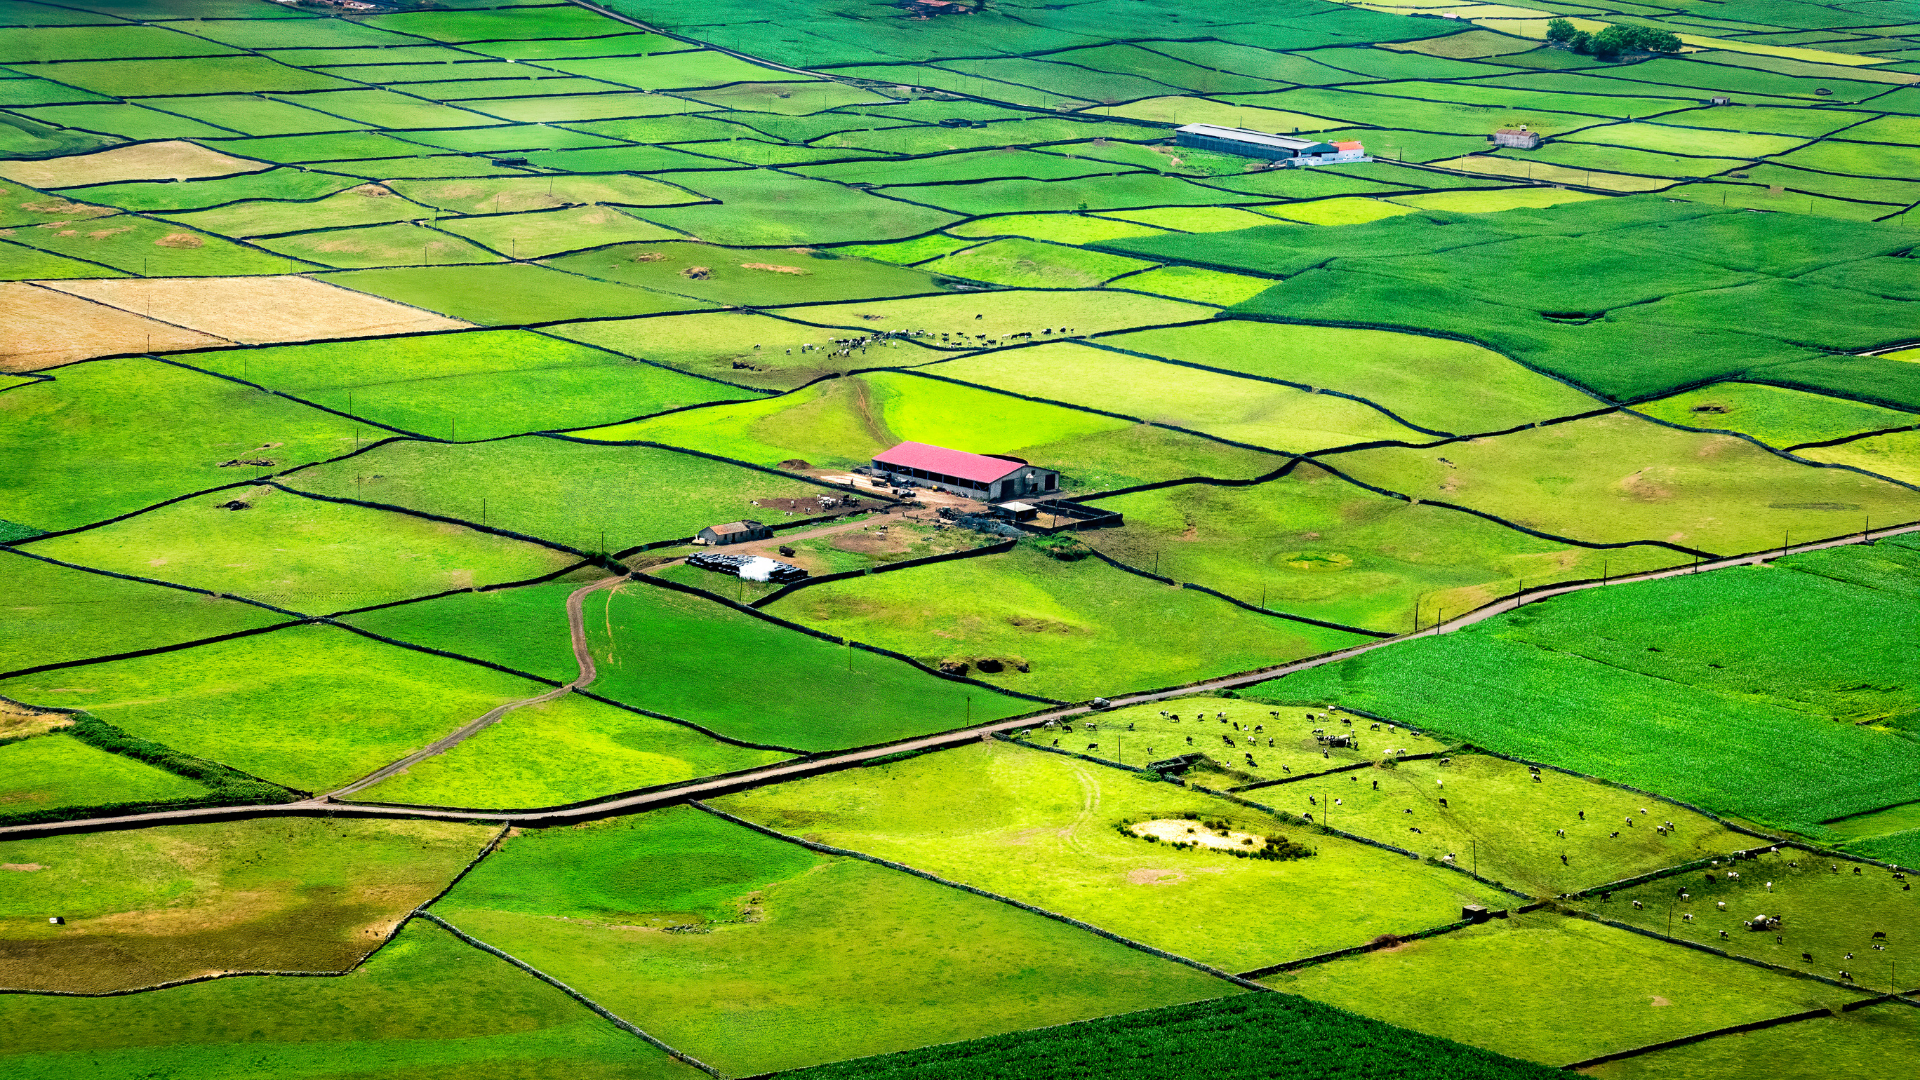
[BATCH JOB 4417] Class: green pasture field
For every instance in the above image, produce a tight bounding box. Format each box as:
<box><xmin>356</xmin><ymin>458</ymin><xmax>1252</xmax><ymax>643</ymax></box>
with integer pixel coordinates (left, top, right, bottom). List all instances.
<box><xmin>934</xmin><ymin>56</ymin><xmax>1175</xmax><ymax>105</ymax></box>
<box><xmin>1731</xmin><ymin>164</ymin><xmax>1920</xmax><ymax>209</ymax></box>
<box><xmin>0</xmin><ymin>549</ymin><xmax>284</xmax><ymax>675</ymax></box>
<box><xmin>767</xmin><ymin>542</ymin><xmax>1365</xmax><ymax>700</ymax></box>
<box><xmin>1386</xmin><ymin>29</ymin><xmax>1544</xmax><ymax>60</ymax></box>
<box><xmin>182</xmin><ymin>15</ymin><xmax>429</xmax><ymax>49</ymax></box>
<box><xmin>1387</xmin><ymin>190</ymin><xmax>1607</xmax><ymax>215</ymax></box>
<box><xmin>512</xmin><ymin>143</ymin><xmax>738</xmax><ymax>172</ymax></box>
<box><xmin>1260</xmin><ymin>196</ymin><xmax>1416</xmax><ymax>226</ymax></box>
<box><xmin>304</xmin><ymin>61</ymin><xmax>539</xmax><ymax>85</ymax></box>
<box><xmin>26</xmin><ymin>483</ymin><xmax>572</xmax><ymax>614</ymax></box>
<box><xmin>1613</xmin><ymin>279</ymin><xmax>1916</xmax><ymax>358</ymax></box>
<box><xmin>0</xmin><ymin>730</ymin><xmax>209</xmax><ymax>816</ymax></box>
<box><xmin>918</xmin><ymin>238</ymin><xmax>1155</xmax><ymax>289</ymax></box>
<box><xmin>188</xmin><ymin>329</ymin><xmax>746</xmax><ymax>441</ymax></box>
<box><xmin>1585</xmin><ymin>847</ymin><xmax>1920</xmax><ymax>985</ymax></box>
<box><xmin>1307</xmin><ymin>46</ymin><xmax>1522</xmax><ymax>81</ymax></box>
<box><xmin>26</xmin><ymin>57</ymin><xmax>359</xmax><ymax>97</ymax></box>
<box><xmin>1519</xmin><ymin>141</ymin><xmax>1754</xmax><ymax>179</ymax></box>
<box><xmin>0</xmin><ymin>621</ymin><xmax>575</xmax><ymax>792</ymax></box>
<box><xmin>352</xmin><ymin>690</ymin><xmax>790</xmax><ymax>809</ymax></box>
<box><xmin>1845</xmin><ymin>829</ymin><xmax>1920</xmax><ymax>871</ymax></box>
<box><xmin>0</xmin><ymin>24</ymin><xmax>241</xmax><ymax>63</ymax></box>
<box><xmin>632</xmin><ymin>169</ymin><xmax>960</xmax><ymax>246</ymax></box>
<box><xmin>190</xmin><ymin>131</ymin><xmax>430</xmax><ymax>164</ymax></box>
<box><xmin>1051</xmin><ymin>43</ymin><xmax>1289</xmax><ymax>95</ymax></box>
<box><xmin>257</xmin><ymin>221</ymin><xmax>506</xmax><ymax>269</ymax></box>
<box><xmin>8</xmin><ymin>102</ymin><xmax>232</xmax><ymax>140</ymax></box>
<box><xmin>0</xmin><ymin>816</ymin><xmax>493</xmax><ymax>992</ymax></box>
<box><xmin>1220</xmin><ymin>88</ymin><xmax>1609</xmax><ymax>137</ymax></box>
<box><xmin>539</xmin><ymin>52</ymin><xmax>813</xmax><ymax>90</ymax></box>
<box><xmin>1103</xmin><ymin>207</ymin><xmax>1550</xmax><ymax>278</ymax></box>
<box><xmin>348</xmin><ymin>576</ymin><xmax>1031</xmax><ymax>752</ymax></box>
<box><xmin>874</xmin><ymin>173</ymin><xmax>1260</xmax><ymax>216</ymax></box>
<box><xmin>824</xmin><ymin>116</ymin><xmax>1156</xmax><ymax>157</ymax></box>
<box><xmin>1186</xmin><ymin>166</ymin><xmax>1406</xmax><ymax>201</ymax></box>
<box><xmin>1632</xmin><ymin>383</ymin><xmax>1916</xmax><ymax>448</ymax></box>
<box><xmin>435</xmin><ymin>203</ymin><xmax>681</xmax><ymax>257</ymax></box>
<box><xmin>629</xmin><ymin>138</ymin><xmax>864</xmax><ymax>167</ymax></box>
<box><xmin>385</xmin><ymin>174</ymin><xmax>699</xmax><ymax>216</ymax></box>
<box><xmin>1772</xmin><ymin>138</ymin><xmax>1920</xmax><ymax>181</ymax></box>
<box><xmin>924</xmin><ymin>342</ymin><xmax>1428</xmax><ymax>452</ymax></box>
<box><xmin>466</xmin><ymin>90</ymin><xmax>720</xmax><ymax>123</ymax></box>
<box><xmin>1272</xmin><ymin>911</ymin><xmax>1855</xmax><ymax>1067</ymax></box>
<box><xmin>0</xmin><ymin>77</ymin><xmax>114</xmax><ymax>109</ymax></box>
<box><xmin>718</xmin><ymin>740</ymin><xmax>1495</xmax><ymax>971</ymax></box>
<box><xmin>1323</xmin><ymin>410</ymin><xmax>1920</xmax><ymax>554</ymax></box>
<box><xmin>360</xmin><ymin>6</ymin><xmax>628</xmax><ymax>42</ymax></box>
<box><xmin>1352</xmin><ymin>234</ymin><xmax>1760</xmax><ymax>315</ymax></box>
<box><xmin>1096</xmin><ymin>206</ymin><xmax>1281</xmax><ymax>232</ymax></box>
<box><xmin>544</xmin><ymin>241</ymin><xmax>947</xmax><ymax>307</ymax></box>
<box><xmin>798</xmin><ymin>148</ymin><xmax>1140</xmax><ymax>186</ymax></box>
<box><xmin>436</xmin><ymin>804</ymin><xmax>1230</xmax><ymax>1076</ymax></box>
<box><xmin>4</xmin><ymin>214</ymin><xmax>295</xmax><ymax>276</ymax></box>
<box><xmin>0</xmin><ymin>357</ymin><xmax>358</xmax><ymax>533</ymax></box>
<box><xmin>65</xmin><ymin>168</ymin><xmax>363</xmax><ymax>211</ymax></box>
<box><xmin>785</xmin><ymin>990</ymin><xmax>1563</xmax><ymax>1080</ymax></box>
<box><xmin>0</xmin><ymin>239</ymin><xmax>116</xmax><ymax>280</ymax></box>
<box><xmin>1260</xmin><ymin>752</ymin><xmax>1749</xmax><ymax>897</ymax></box>
<box><xmin>261</xmin><ymin>89</ymin><xmax>507</xmax><ymax>130</ymax></box>
<box><xmin>545</xmin><ymin>308</ymin><xmax>946</xmax><ymax>391</ymax></box>
<box><xmin>459</xmin><ymin>32</ymin><xmax>698</xmax><ymax>61</ymax></box>
<box><xmin>1801</xmin><ymin>429</ymin><xmax>1920</xmax><ymax>489</ymax></box>
<box><xmin>1086</xmin><ymin>464</ymin><xmax>1682</xmax><ymax>633</ymax></box>
<box><xmin>1585</xmin><ymin>1003</ymin><xmax>1920</xmax><ymax>1080</ymax></box>
<box><xmin>396</xmin><ymin>124</ymin><xmax>625</xmax><ymax>154</ymax></box>
<box><xmin>830</xmin><ymin>234</ymin><xmax>984</xmax><ymax>265</ymax></box>
<box><xmin>1116</xmin><ymin>266</ymin><xmax>1275</xmax><ymax>306</ymax></box>
<box><xmin>261</xmin><ymin>44</ymin><xmax>475</xmax><ymax>65</ymax></box>
<box><xmin>678</xmin><ymin>80</ymin><xmax>897</xmax><ymax>115</ymax></box>
<box><xmin>1557</xmin><ymin>120</ymin><xmax>1809</xmax><ymax>158</ymax></box>
<box><xmin>284</xmin><ymin>437</ymin><xmax>821</xmax><ymax>553</ymax></box>
<box><xmin>786</xmin><ymin>288</ymin><xmax>1213</xmax><ymax>341</ymax></box>
<box><xmin>1248</xmin><ymin>558</ymin><xmax>1920</xmax><ymax>832</ymax></box>
<box><xmin>555</xmin><ymin>113</ymin><xmax>760</xmax><ymax>144</ymax></box>
<box><xmin>0</xmin><ymin>918</ymin><xmax>689</xmax><ymax>1080</ymax></box>
<box><xmin>1035</xmin><ymin>693</ymin><xmax>1400</xmax><ymax>784</ymax></box>
<box><xmin>1657</xmin><ymin>104</ymin><xmax>1878</xmax><ymax>137</ymax></box>
<box><xmin>1336</xmin><ymin>80</ymin><xmax>1688</xmax><ymax>123</ymax></box>
<box><xmin>1100</xmin><ymin>320</ymin><xmax>1600</xmax><ymax>435</ymax></box>
<box><xmin>158</xmin><ymin>187</ymin><xmax>433</xmax><ymax>237</ymax></box>
<box><xmin>316</xmin><ymin>263</ymin><xmax>711</xmax><ymax>324</ymax></box>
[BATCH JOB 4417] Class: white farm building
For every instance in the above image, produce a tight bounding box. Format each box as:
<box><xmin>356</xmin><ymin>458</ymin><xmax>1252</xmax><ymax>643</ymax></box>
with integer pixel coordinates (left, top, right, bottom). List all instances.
<box><xmin>1174</xmin><ymin>124</ymin><xmax>1367</xmax><ymax>167</ymax></box>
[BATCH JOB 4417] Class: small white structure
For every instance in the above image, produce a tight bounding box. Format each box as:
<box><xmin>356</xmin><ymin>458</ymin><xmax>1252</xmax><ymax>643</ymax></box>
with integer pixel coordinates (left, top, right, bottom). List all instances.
<box><xmin>1491</xmin><ymin>126</ymin><xmax>1542</xmax><ymax>150</ymax></box>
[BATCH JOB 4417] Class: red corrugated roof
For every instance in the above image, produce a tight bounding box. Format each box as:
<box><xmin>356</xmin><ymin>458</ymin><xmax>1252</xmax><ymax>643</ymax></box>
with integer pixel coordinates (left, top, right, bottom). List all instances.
<box><xmin>1333</xmin><ymin>140</ymin><xmax>1363</xmax><ymax>151</ymax></box>
<box><xmin>874</xmin><ymin>441</ymin><xmax>1024</xmax><ymax>484</ymax></box>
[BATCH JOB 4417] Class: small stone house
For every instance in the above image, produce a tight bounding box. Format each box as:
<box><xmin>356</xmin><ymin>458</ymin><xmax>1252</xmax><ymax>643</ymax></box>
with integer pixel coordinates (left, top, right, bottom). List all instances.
<box><xmin>696</xmin><ymin>520</ymin><xmax>772</xmax><ymax>546</ymax></box>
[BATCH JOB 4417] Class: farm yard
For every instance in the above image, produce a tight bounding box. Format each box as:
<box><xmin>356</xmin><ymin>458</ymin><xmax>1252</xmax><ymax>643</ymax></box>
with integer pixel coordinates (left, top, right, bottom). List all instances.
<box><xmin>4</xmin><ymin>0</ymin><xmax>1919</xmax><ymax>1076</ymax></box>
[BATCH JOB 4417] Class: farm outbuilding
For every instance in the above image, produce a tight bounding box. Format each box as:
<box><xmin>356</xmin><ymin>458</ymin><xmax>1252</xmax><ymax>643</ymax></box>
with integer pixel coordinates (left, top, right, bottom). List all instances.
<box><xmin>872</xmin><ymin>441</ymin><xmax>1058</xmax><ymax>501</ymax></box>
<box><xmin>1174</xmin><ymin>125</ymin><xmax>1367</xmax><ymax>166</ymax></box>
<box><xmin>1490</xmin><ymin>126</ymin><xmax>1542</xmax><ymax>149</ymax></box>
<box><xmin>696</xmin><ymin>519</ymin><xmax>772</xmax><ymax>545</ymax></box>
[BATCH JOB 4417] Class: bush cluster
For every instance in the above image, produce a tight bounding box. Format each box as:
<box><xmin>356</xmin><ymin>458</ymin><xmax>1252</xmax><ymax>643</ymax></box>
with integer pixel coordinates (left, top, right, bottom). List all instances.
<box><xmin>1547</xmin><ymin>18</ymin><xmax>1681</xmax><ymax>59</ymax></box>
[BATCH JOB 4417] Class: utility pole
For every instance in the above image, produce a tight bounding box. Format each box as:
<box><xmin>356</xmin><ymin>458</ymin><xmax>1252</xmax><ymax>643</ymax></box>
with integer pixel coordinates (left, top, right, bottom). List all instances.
<box><xmin>1783</xmin><ymin>529</ymin><xmax>1790</xmax><ymax>558</ymax></box>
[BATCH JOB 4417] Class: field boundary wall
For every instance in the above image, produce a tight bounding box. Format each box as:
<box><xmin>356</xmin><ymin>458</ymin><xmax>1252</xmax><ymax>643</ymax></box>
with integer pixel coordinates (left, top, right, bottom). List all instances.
<box><xmin>1562</xmin><ymin>907</ymin><xmax>1890</xmax><ymax>998</ymax></box>
<box><xmin>1074</xmin><ymin>544</ymin><xmax>1386</xmax><ymax>637</ymax></box>
<box><xmin>415</xmin><ymin>911</ymin><xmax>722</xmax><ymax>1077</ymax></box>
<box><xmin>326</xmin><ymin>558</ymin><xmax>600</xmax><ymax>620</ymax></box>
<box><xmin>689</xmin><ymin>800</ymin><xmax>1273</xmax><ymax>994</ymax></box>
<box><xmin>1236</xmin><ymin>917</ymin><xmax>1480</xmax><ymax>980</ymax></box>
<box><xmin>1560</xmin><ymin>988</ymin><xmax>1920</xmax><ymax>1072</ymax></box>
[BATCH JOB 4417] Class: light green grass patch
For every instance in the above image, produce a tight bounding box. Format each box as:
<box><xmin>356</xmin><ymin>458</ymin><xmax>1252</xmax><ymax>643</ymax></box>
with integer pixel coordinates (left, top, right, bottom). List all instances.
<box><xmin>678</xmin><ymin>80</ymin><xmax>897</xmax><ymax>115</ymax></box>
<box><xmin>538</xmin><ymin>53</ymin><xmax>817</xmax><ymax>90</ymax></box>
<box><xmin>189</xmin><ymin>329</ymin><xmax>744</xmax><ymax>441</ymax></box>
<box><xmin>1773</xmin><ymin>139</ymin><xmax>1920</xmax><ymax>180</ymax></box>
<box><xmin>459</xmin><ymin>32</ymin><xmax>698</xmax><ymax>62</ymax></box>
<box><xmin>919</xmin><ymin>238</ymin><xmax>1156</xmax><ymax>289</ymax></box>
<box><xmin>25</xmin><ymin>57</ymin><xmax>357</xmax><ymax>97</ymax></box>
<box><xmin>0</xmin><ymin>731</ymin><xmax>209</xmax><ymax>817</ymax></box>
<box><xmin>466</xmin><ymin>91</ymin><xmax>721</xmax><ymax>123</ymax></box>
<box><xmin>544</xmin><ymin>241</ymin><xmax>949</xmax><ymax>307</ymax></box>
<box><xmin>1099</xmin><ymin>206</ymin><xmax>1288</xmax><ymax>232</ymax></box>
<box><xmin>1557</xmin><ymin>120</ymin><xmax>1808</xmax><ymax>158</ymax></box>
<box><xmin>284</xmin><ymin>437</ymin><xmax>819</xmax><ymax>554</ymax></box>
<box><xmin>638</xmin><ymin>170</ymin><xmax>960</xmax><ymax>246</ymax></box>
<box><xmin>0</xmin><ymin>818</ymin><xmax>494</xmax><ymax>993</ymax></box>
<box><xmin>781</xmin><ymin>288</ymin><xmax>1212</xmax><ymax>343</ymax></box>
<box><xmin>0</xmin><ymin>358</ymin><xmax>355</xmax><ymax>533</ymax></box>
<box><xmin>317</xmin><ymin>263</ymin><xmax>710</xmax><ymax>324</ymax></box>
<box><xmin>1087</xmin><ymin>95</ymin><xmax>1345</xmax><ymax>132</ymax></box>
<box><xmin>436</xmin><ymin>203</ymin><xmax>683</xmax><ymax>258</ymax></box>
<box><xmin>0</xmin><ymin>550</ymin><xmax>283</xmax><ymax>674</ymax></box>
<box><xmin>6</xmin><ymin>103</ymin><xmax>231</xmax><ymax>140</ymax></box>
<box><xmin>924</xmin><ymin>342</ymin><xmax>1425</xmax><ymax>452</ymax></box>
<box><xmin>437</xmin><ymin>805</ymin><xmax>1232</xmax><ymax>1076</ymax></box>
<box><xmin>1800</xmin><ymin>429</ymin><xmax>1920</xmax><ymax>488</ymax></box>
<box><xmin>830</xmin><ymin>233</ymin><xmax>982</xmax><ymax>265</ymax></box>
<box><xmin>1425</xmin><ymin>155</ymin><xmax>1677</xmax><ymax>191</ymax></box>
<box><xmin>1523</xmin><ymin>142</ymin><xmax>1755</xmax><ymax>179</ymax></box>
<box><xmin>395</xmin><ymin>124</ymin><xmax>625</xmax><ymax>154</ymax></box>
<box><xmin>718</xmin><ymin>740</ymin><xmax>1494</xmax><ymax>971</ymax></box>
<box><xmin>1386</xmin><ymin>187</ymin><xmax>1606</xmax><ymax>213</ymax></box>
<box><xmin>545</xmin><ymin>309</ymin><xmax>945</xmax><ymax>391</ymax></box>
<box><xmin>63</xmin><ymin>168</ymin><xmax>358</xmax><ymax>212</ymax></box>
<box><xmin>0</xmin><ymin>918</ymin><xmax>691</xmax><ymax>1080</ymax></box>
<box><xmin>1664</xmin><ymin>181</ymin><xmax>1899</xmax><ymax>221</ymax></box>
<box><xmin>261</xmin><ymin>88</ymin><xmax>506</xmax><ymax>129</ymax></box>
<box><xmin>158</xmin><ymin>186</ymin><xmax>434</xmax><ymax>237</ymax></box>
<box><xmin>1260</xmin><ymin>197</ymin><xmax>1421</xmax><ymax>226</ymax></box>
<box><xmin>1087</xmin><ymin>463</ymin><xmax>1681</xmax><ymax>634</ymax></box>
<box><xmin>1273</xmin><ymin>911</ymin><xmax>1854</xmax><ymax>1066</ymax></box>
<box><xmin>1585</xmin><ymin>1003</ymin><xmax>1920</xmax><ymax>1080</ymax></box>
<box><xmin>352</xmin><ymin>690</ymin><xmax>789</xmax><ymax>809</ymax></box>
<box><xmin>256</xmin><ymin>221</ymin><xmax>506</xmax><ymax>269</ymax></box>
<box><xmin>385</xmin><ymin>174</ymin><xmax>699</xmax><ymax>216</ymax></box>
<box><xmin>4</xmin><ymin>214</ymin><xmax>296</xmax><ymax>276</ymax></box>
<box><xmin>1101</xmin><ymin>319</ymin><xmax>1599</xmax><ymax>434</ymax></box>
<box><xmin>946</xmin><ymin>212</ymin><xmax>1167</xmax><ymax>244</ymax></box>
<box><xmin>27</xmin><ymin>484</ymin><xmax>571</xmax><ymax>613</ymax></box>
<box><xmin>1634</xmin><ymin>383</ymin><xmax>1916</xmax><ymax>448</ymax></box>
<box><xmin>1383</xmin><ymin>29</ymin><xmax>1544</xmax><ymax>59</ymax></box>
<box><xmin>359</xmin><ymin>6</ymin><xmax>628</xmax><ymax>42</ymax></box>
<box><xmin>351</xmin><ymin>579</ymin><xmax>1032</xmax><ymax>752</ymax></box>
<box><xmin>0</xmin><ymin>239</ymin><xmax>119</xmax><ymax>281</ymax></box>
<box><xmin>1114</xmin><ymin>265</ymin><xmax>1274</xmax><ymax>306</ymax></box>
<box><xmin>769</xmin><ymin>543</ymin><xmax>1365</xmax><ymax>700</ymax></box>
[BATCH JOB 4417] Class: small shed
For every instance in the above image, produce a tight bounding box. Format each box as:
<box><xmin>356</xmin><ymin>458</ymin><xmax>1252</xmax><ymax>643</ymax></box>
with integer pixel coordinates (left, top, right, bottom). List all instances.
<box><xmin>696</xmin><ymin>520</ymin><xmax>772</xmax><ymax>546</ymax></box>
<box><xmin>997</xmin><ymin>501</ymin><xmax>1038</xmax><ymax>522</ymax></box>
<box><xmin>1490</xmin><ymin>126</ymin><xmax>1542</xmax><ymax>150</ymax></box>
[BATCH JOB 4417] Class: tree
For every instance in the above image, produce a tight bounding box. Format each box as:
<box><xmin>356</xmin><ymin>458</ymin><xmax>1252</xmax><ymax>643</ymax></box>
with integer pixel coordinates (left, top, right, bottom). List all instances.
<box><xmin>1566</xmin><ymin>29</ymin><xmax>1592</xmax><ymax>54</ymax></box>
<box><xmin>1546</xmin><ymin>18</ymin><xmax>1577</xmax><ymax>43</ymax></box>
<box><xmin>1592</xmin><ymin>24</ymin><xmax>1631</xmax><ymax>59</ymax></box>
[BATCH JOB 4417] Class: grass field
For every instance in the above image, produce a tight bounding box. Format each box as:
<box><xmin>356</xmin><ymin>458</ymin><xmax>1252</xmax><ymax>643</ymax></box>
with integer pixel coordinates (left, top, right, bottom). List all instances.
<box><xmin>0</xmin><ymin>729</ymin><xmax>210</xmax><ymax>817</ymax></box>
<box><xmin>346</xmin><ymin>576</ymin><xmax>1035</xmax><ymax>752</ymax></box>
<box><xmin>0</xmin><ymin>622</ymin><xmax>581</xmax><ymax>792</ymax></box>
<box><xmin>0</xmin><ymin>817</ymin><xmax>493</xmax><ymax>992</ymax></box>
<box><xmin>24</xmin><ymin>483</ymin><xmax>572</xmax><ymax>613</ymax></box>
<box><xmin>315</xmin><ymin>264</ymin><xmax>713</xmax><ymax>325</ymax></box>
<box><xmin>717</xmin><ymin>740</ymin><xmax>1496</xmax><ymax>971</ymax></box>
<box><xmin>0</xmin><ymin>917</ymin><xmax>694</xmax><ymax>1080</ymax></box>
<box><xmin>1584</xmin><ymin>1003</ymin><xmax>1920</xmax><ymax>1080</ymax></box>
<box><xmin>545</xmin><ymin>309</ymin><xmax>948</xmax><ymax>391</ymax></box>
<box><xmin>436</xmin><ymin>804</ymin><xmax>1231</xmax><ymax>1075</ymax></box>
<box><xmin>768</xmin><ymin>542</ymin><xmax>1365</xmax><ymax>700</ymax></box>
<box><xmin>1248</xmin><ymin>556</ymin><xmax>1920</xmax><ymax>833</ymax></box>
<box><xmin>545</xmin><ymin>241</ymin><xmax>947</xmax><ymax>307</ymax></box>
<box><xmin>1272</xmin><ymin>910</ymin><xmax>1856</xmax><ymax>1066</ymax></box>
<box><xmin>1632</xmin><ymin>384</ymin><xmax>1916</xmax><ymax>449</ymax></box>
<box><xmin>1801</xmin><ymin>430</ymin><xmax>1920</xmax><ymax>488</ymax></box>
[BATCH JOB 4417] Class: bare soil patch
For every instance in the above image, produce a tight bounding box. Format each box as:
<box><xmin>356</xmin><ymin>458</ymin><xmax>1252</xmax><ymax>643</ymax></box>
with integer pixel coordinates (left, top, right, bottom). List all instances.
<box><xmin>152</xmin><ymin>232</ymin><xmax>204</xmax><ymax>249</ymax></box>
<box><xmin>0</xmin><ymin>282</ymin><xmax>226</xmax><ymax>371</ymax></box>
<box><xmin>1</xmin><ymin>864</ymin><xmax>45</xmax><ymax>872</ymax></box>
<box><xmin>36</xmin><ymin>275</ymin><xmax>469</xmax><ymax>345</ymax></box>
<box><xmin>0</xmin><ymin>699</ymin><xmax>75</xmax><ymax>741</ymax></box>
<box><xmin>0</xmin><ymin>141</ymin><xmax>273</xmax><ymax>188</ymax></box>
<box><xmin>1130</xmin><ymin>817</ymin><xmax>1269</xmax><ymax>851</ymax></box>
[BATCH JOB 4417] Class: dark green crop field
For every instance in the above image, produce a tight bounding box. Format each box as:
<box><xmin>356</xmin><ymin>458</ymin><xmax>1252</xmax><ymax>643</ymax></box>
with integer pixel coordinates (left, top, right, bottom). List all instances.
<box><xmin>6</xmin><ymin>0</ymin><xmax>1919</xmax><ymax>1074</ymax></box>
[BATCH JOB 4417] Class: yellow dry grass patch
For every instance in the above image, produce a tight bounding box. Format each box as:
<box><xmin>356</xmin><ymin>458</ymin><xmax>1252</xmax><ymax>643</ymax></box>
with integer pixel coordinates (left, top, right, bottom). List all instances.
<box><xmin>1427</xmin><ymin>156</ymin><xmax>1676</xmax><ymax>192</ymax></box>
<box><xmin>35</xmin><ymin>275</ymin><xmax>469</xmax><ymax>345</ymax></box>
<box><xmin>0</xmin><ymin>282</ymin><xmax>227</xmax><ymax>371</ymax></box>
<box><xmin>1679</xmin><ymin>35</ymin><xmax>1910</xmax><ymax>68</ymax></box>
<box><xmin>1131</xmin><ymin>818</ymin><xmax>1269</xmax><ymax>851</ymax></box>
<box><xmin>741</xmin><ymin>262</ymin><xmax>809</xmax><ymax>274</ymax></box>
<box><xmin>0</xmin><ymin>141</ymin><xmax>272</xmax><ymax>189</ymax></box>
<box><xmin>0</xmin><ymin>698</ymin><xmax>74</xmax><ymax>740</ymax></box>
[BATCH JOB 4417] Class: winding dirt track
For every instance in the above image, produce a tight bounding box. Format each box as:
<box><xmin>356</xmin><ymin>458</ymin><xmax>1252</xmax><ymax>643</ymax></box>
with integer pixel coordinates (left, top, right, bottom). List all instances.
<box><xmin>3</xmin><ymin>522</ymin><xmax>1916</xmax><ymax>841</ymax></box>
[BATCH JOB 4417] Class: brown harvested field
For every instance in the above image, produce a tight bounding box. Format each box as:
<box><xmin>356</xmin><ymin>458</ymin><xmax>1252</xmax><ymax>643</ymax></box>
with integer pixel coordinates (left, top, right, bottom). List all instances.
<box><xmin>36</xmin><ymin>275</ymin><xmax>470</xmax><ymax>344</ymax></box>
<box><xmin>0</xmin><ymin>141</ymin><xmax>274</xmax><ymax>189</ymax></box>
<box><xmin>0</xmin><ymin>282</ymin><xmax>227</xmax><ymax>371</ymax></box>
